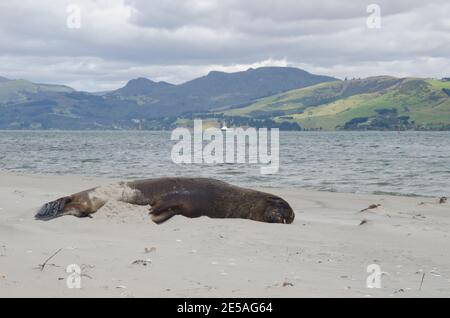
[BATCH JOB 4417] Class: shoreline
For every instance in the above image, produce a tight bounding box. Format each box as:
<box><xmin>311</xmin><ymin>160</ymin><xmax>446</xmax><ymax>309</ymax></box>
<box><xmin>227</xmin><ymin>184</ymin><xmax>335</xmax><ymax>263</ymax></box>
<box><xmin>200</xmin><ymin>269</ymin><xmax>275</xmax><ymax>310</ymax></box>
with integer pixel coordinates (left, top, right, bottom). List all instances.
<box><xmin>0</xmin><ymin>172</ymin><xmax>449</xmax><ymax>297</ymax></box>
<box><xmin>0</xmin><ymin>170</ymin><xmax>440</xmax><ymax>199</ymax></box>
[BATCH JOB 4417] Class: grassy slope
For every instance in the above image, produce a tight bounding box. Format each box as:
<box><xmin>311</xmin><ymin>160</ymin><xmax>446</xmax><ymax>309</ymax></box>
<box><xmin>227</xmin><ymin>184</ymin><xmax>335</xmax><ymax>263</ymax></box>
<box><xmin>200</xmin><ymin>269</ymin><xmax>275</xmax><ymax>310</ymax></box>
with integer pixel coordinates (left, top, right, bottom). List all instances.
<box><xmin>224</xmin><ymin>81</ymin><xmax>344</xmax><ymax>116</ymax></box>
<box><xmin>0</xmin><ymin>79</ymin><xmax>74</xmax><ymax>103</ymax></box>
<box><xmin>223</xmin><ymin>77</ymin><xmax>450</xmax><ymax>130</ymax></box>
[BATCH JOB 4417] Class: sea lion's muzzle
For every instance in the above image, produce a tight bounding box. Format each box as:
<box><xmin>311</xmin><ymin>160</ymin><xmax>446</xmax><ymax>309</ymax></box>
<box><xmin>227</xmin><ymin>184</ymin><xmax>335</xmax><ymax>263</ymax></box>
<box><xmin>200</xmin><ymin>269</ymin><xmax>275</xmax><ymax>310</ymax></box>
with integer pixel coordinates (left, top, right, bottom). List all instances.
<box><xmin>285</xmin><ymin>211</ymin><xmax>295</xmax><ymax>224</ymax></box>
<box><xmin>266</xmin><ymin>212</ymin><xmax>295</xmax><ymax>224</ymax></box>
<box><xmin>264</xmin><ymin>197</ymin><xmax>295</xmax><ymax>224</ymax></box>
<box><xmin>35</xmin><ymin>197</ymin><xmax>71</xmax><ymax>220</ymax></box>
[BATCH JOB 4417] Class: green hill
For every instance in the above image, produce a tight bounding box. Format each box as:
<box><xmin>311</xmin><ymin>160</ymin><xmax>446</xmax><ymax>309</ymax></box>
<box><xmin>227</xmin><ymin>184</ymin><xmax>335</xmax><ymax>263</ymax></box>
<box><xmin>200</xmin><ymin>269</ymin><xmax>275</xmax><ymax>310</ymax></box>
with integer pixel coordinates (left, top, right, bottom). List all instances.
<box><xmin>109</xmin><ymin>66</ymin><xmax>337</xmax><ymax>116</ymax></box>
<box><xmin>0</xmin><ymin>67</ymin><xmax>337</xmax><ymax>129</ymax></box>
<box><xmin>0</xmin><ymin>78</ymin><xmax>74</xmax><ymax>104</ymax></box>
<box><xmin>2</xmin><ymin>69</ymin><xmax>450</xmax><ymax>130</ymax></box>
<box><xmin>221</xmin><ymin>77</ymin><xmax>450</xmax><ymax>130</ymax></box>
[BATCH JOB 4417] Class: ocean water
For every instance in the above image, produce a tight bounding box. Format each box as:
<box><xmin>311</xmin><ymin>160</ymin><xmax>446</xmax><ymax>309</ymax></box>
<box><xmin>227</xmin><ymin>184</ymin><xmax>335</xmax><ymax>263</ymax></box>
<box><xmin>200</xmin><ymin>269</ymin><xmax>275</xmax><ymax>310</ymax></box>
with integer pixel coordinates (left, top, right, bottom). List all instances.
<box><xmin>0</xmin><ymin>131</ymin><xmax>449</xmax><ymax>197</ymax></box>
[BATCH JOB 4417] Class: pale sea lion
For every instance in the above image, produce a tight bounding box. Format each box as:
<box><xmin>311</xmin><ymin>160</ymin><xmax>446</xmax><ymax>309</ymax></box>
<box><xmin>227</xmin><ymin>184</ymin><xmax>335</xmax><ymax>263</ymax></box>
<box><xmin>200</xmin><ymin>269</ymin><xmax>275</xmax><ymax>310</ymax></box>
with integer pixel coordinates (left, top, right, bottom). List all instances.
<box><xmin>35</xmin><ymin>178</ymin><xmax>295</xmax><ymax>224</ymax></box>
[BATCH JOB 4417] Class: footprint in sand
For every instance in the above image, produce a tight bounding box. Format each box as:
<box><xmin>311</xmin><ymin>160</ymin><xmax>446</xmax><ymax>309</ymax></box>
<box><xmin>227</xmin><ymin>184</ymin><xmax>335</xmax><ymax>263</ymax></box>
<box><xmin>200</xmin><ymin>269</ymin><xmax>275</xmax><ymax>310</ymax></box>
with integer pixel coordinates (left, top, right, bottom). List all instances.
<box><xmin>13</xmin><ymin>190</ymin><xmax>25</xmax><ymax>198</ymax></box>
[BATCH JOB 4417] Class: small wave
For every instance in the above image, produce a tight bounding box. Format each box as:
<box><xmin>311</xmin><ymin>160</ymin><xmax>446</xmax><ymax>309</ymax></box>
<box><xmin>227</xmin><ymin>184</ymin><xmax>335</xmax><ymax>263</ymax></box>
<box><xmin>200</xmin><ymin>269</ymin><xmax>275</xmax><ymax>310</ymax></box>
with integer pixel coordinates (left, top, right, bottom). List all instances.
<box><xmin>81</xmin><ymin>158</ymin><xmax>102</xmax><ymax>163</ymax></box>
<box><xmin>217</xmin><ymin>170</ymin><xmax>246</xmax><ymax>175</ymax></box>
<box><xmin>372</xmin><ymin>191</ymin><xmax>426</xmax><ymax>198</ymax></box>
<box><xmin>367</xmin><ymin>182</ymin><xmax>393</xmax><ymax>186</ymax></box>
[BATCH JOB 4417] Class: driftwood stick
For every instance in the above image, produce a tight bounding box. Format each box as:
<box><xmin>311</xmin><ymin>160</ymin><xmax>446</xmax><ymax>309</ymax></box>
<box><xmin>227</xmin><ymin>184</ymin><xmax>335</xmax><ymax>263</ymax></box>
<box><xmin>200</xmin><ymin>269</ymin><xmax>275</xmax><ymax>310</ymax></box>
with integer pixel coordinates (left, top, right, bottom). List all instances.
<box><xmin>419</xmin><ymin>273</ymin><xmax>426</xmax><ymax>290</ymax></box>
<box><xmin>39</xmin><ymin>248</ymin><xmax>63</xmax><ymax>271</ymax></box>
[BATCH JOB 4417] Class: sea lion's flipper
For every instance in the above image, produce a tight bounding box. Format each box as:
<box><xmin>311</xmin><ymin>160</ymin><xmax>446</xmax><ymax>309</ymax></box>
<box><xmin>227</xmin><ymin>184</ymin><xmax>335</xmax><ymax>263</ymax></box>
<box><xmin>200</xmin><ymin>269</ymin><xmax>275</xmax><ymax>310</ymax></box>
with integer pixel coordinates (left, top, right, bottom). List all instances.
<box><xmin>150</xmin><ymin>207</ymin><xmax>179</xmax><ymax>224</ymax></box>
<box><xmin>149</xmin><ymin>199</ymin><xmax>180</xmax><ymax>216</ymax></box>
<box><xmin>148</xmin><ymin>191</ymin><xmax>190</xmax><ymax>224</ymax></box>
<box><xmin>35</xmin><ymin>197</ymin><xmax>72</xmax><ymax>220</ymax></box>
<box><xmin>149</xmin><ymin>191</ymin><xmax>190</xmax><ymax>215</ymax></box>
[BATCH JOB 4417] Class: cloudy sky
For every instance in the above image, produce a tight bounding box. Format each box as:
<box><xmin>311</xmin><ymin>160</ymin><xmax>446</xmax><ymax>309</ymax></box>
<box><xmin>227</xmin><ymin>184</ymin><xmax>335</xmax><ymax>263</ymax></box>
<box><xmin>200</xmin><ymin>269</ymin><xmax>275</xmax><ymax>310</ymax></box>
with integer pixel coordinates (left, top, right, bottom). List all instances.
<box><xmin>0</xmin><ymin>0</ymin><xmax>449</xmax><ymax>91</ymax></box>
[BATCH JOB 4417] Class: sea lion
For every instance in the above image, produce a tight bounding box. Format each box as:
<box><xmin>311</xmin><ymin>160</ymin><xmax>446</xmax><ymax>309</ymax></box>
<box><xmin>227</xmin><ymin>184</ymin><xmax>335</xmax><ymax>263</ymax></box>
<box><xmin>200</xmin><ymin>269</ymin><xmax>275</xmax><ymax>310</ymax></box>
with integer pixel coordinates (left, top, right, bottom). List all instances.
<box><xmin>35</xmin><ymin>178</ymin><xmax>295</xmax><ymax>224</ymax></box>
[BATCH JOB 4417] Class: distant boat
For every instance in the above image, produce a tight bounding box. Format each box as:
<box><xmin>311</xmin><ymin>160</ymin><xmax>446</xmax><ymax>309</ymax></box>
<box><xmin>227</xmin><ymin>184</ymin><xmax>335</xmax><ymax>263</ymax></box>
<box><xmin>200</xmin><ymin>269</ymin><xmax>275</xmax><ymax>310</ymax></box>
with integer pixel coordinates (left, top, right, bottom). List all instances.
<box><xmin>221</xmin><ymin>124</ymin><xmax>228</xmax><ymax>131</ymax></box>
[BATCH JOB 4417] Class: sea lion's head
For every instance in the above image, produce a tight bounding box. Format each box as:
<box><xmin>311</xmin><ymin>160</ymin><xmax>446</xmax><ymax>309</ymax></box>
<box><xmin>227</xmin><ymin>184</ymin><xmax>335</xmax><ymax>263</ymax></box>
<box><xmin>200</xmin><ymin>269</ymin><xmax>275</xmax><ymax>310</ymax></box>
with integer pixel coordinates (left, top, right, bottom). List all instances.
<box><xmin>264</xmin><ymin>196</ymin><xmax>295</xmax><ymax>224</ymax></box>
<box><xmin>35</xmin><ymin>196</ymin><xmax>90</xmax><ymax>220</ymax></box>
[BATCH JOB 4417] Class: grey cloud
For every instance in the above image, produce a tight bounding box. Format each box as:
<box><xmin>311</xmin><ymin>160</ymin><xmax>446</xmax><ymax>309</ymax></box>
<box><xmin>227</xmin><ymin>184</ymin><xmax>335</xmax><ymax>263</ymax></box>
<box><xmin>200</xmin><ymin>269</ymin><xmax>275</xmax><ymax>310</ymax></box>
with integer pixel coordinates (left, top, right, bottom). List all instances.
<box><xmin>0</xmin><ymin>0</ymin><xmax>449</xmax><ymax>91</ymax></box>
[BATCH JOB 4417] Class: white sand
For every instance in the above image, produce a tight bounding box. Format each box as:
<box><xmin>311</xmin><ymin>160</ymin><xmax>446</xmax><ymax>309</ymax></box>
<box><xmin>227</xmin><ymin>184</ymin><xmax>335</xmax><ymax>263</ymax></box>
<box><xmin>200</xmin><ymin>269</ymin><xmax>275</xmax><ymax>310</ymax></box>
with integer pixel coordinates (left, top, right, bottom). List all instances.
<box><xmin>0</xmin><ymin>171</ymin><xmax>449</xmax><ymax>298</ymax></box>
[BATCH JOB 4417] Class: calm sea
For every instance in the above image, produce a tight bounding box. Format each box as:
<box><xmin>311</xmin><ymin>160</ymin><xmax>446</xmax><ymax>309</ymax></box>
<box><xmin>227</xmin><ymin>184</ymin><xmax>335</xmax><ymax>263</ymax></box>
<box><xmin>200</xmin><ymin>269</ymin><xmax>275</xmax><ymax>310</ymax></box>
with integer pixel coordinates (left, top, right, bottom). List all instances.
<box><xmin>0</xmin><ymin>131</ymin><xmax>449</xmax><ymax>197</ymax></box>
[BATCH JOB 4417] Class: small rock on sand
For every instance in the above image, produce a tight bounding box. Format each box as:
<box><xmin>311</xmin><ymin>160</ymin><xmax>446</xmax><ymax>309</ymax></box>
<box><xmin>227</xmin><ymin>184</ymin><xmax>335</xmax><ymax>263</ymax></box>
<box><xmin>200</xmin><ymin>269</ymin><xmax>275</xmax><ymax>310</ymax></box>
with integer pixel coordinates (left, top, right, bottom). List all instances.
<box><xmin>144</xmin><ymin>247</ymin><xmax>156</xmax><ymax>254</ymax></box>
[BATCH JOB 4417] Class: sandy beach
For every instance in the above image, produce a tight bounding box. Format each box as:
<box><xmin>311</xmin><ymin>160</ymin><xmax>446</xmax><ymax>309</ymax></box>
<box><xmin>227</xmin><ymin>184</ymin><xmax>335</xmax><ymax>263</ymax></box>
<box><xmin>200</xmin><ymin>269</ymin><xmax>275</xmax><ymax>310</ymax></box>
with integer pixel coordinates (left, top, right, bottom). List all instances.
<box><xmin>0</xmin><ymin>171</ymin><xmax>449</xmax><ymax>298</ymax></box>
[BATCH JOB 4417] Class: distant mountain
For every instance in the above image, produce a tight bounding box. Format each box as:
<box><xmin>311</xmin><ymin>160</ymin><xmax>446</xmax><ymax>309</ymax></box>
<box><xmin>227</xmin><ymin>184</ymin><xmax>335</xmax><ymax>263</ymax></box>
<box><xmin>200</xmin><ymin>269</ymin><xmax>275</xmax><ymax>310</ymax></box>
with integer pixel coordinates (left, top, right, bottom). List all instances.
<box><xmin>110</xmin><ymin>77</ymin><xmax>174</xmax><ymax>96</ymax></box>
<box><xmin>171</xmin><ymin>67</ymin><xmax>337</xmax><ymax>110</ymax></box>
<box><xmin>223</xmin><ymin>76</ymin><xmax>450</xmax><ymax>130</ymax></box>
<box><xmin>106</xmin><ymin>67</ymin><xmax>337</xmax><ymax>116</ymax></box>
<box><xmin>0</xmin><ymin>67</ymin><xmax>337</xmax><ymax>129</ymax></box>
<box><xmin>2</xmin><ymin>68</ymin><xmax>450</xmax><ymax>130</ymax></box>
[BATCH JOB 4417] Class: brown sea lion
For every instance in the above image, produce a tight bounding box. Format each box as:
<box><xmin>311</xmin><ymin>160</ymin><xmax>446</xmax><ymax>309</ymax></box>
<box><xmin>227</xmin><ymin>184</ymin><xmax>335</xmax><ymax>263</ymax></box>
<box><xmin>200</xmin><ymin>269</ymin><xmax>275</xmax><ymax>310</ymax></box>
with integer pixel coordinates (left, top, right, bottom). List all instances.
<box><xmin>35</xmin><ymin>178</ymin><xmax>295</xmax><ymax>224</ymax></box>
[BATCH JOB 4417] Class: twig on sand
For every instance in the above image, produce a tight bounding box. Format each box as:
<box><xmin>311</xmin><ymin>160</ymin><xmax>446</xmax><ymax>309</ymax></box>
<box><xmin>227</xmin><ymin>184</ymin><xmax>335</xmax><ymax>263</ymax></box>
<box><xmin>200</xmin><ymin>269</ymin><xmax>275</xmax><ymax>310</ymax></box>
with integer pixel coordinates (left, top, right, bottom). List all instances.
<box><xmin>359</xmin><ymin>204</ymin><xmax>381</xmax><ymax>213</ymax></box>
<box><xmin>419</xmin><ymin>273</ymin><xmax>426</xmax><ymax>291</ymax></box>
<box><xmin>359</xmin><ymin>219</ymin><xmax>369</xmax><ymax>226</ymax></box>
<box><xmin>38</xmin><ymin>248</ymin><xmax>63</xmax><ymax>271</ymax></box>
